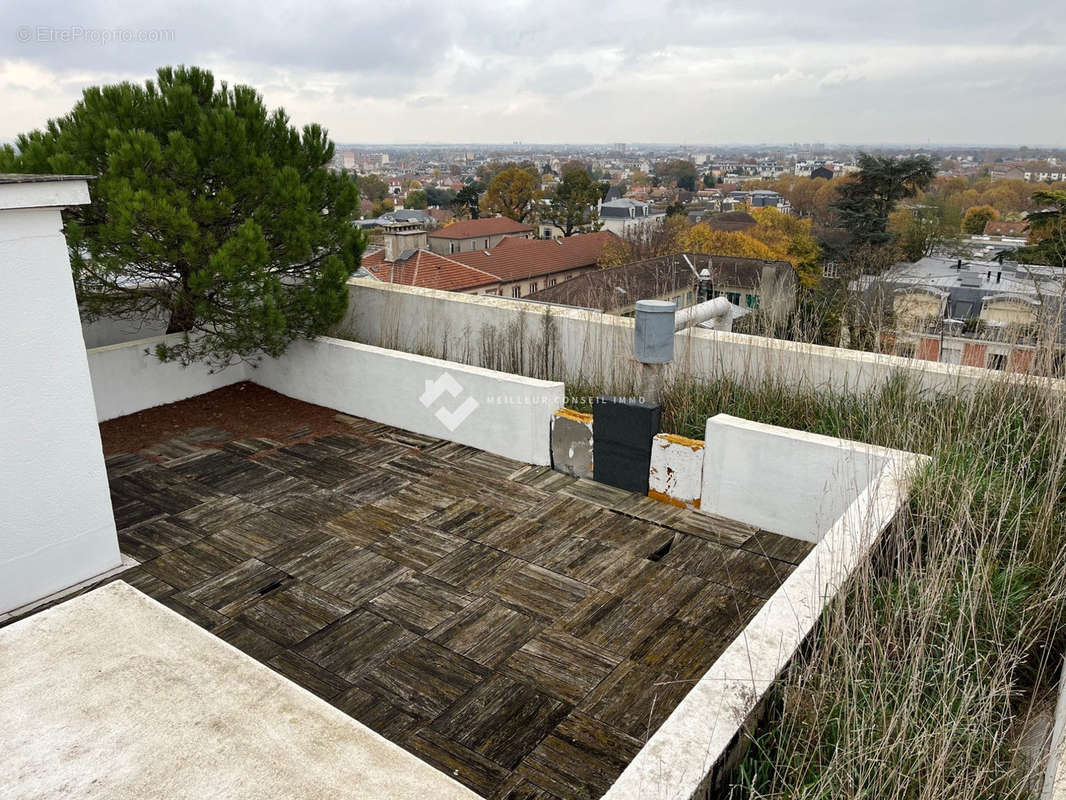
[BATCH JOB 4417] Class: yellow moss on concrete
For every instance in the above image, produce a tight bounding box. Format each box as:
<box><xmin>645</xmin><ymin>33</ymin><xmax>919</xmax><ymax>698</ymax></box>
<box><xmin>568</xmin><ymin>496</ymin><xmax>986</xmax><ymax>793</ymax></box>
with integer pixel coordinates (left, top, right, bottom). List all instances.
<box><xmin>554</xmin><ymin>408</ymin><xmax>593</xmax><ymax>424</ymax></box>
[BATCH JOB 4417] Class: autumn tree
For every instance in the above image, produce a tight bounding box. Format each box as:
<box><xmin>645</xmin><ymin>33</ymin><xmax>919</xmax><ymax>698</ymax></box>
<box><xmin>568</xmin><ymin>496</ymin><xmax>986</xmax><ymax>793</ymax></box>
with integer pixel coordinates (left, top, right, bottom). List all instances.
<box><xmin>833</xmin><ymin>153</ymin><xmax>936</xmax><ymax>245</ymax></box>
<box><xmin>597</xmin><ymin>236</ymin><xmax>633</xmax><ymax>269</ymax></box>
<box><xmin>543</xmin><ymin>166</ymin><xmax>602</xmax><ymax>236</ymax></box>
<box><xmin>962</xmin><ymin>204</ymin><xmax>999</xmax><ymax>234</ymax></box>
<box><xmin>1</xmin><ymin>65</ymin><xmax>364</xmax><ymax>368</ymax></box>
<box><xmin>481</xmin><ymin>166</ymin><xmax>541</xmax><ymax>223</ymax></box>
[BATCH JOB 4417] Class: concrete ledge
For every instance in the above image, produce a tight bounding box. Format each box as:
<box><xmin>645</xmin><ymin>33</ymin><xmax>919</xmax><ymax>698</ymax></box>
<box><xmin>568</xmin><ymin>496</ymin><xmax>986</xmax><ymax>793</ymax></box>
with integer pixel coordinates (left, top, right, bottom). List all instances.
<box><xmin>0</xmin><ymin>581</ymin><xmax>481</xmax><ymax>800</ymax></box>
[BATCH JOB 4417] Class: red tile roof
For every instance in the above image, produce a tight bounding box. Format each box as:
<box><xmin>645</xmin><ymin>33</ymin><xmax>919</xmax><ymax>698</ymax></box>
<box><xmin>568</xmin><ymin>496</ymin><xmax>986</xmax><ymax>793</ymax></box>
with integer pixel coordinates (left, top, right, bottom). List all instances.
<box><xmin>449</xmin><ymin>232</ymin><xmax>618</xmax><ymax>282</ymax></box>
<box><xmin>984</xmin><ymin>220</ymin><xmax>1028</xmax><ymax>237</ymax></box>
<box><xmin>361</xmin><ymin>248</ymin><xmax>500</xmax><ymax>292</ymax></box>
<box><xmin>360</xmin><ymin>231</ymin><xmax>618</xmax><ymax>291</ymax></box>
<box><xmin>427</xmin><ymin>216</ymin><xmax>533</xmax><ymax>240</ymax></box>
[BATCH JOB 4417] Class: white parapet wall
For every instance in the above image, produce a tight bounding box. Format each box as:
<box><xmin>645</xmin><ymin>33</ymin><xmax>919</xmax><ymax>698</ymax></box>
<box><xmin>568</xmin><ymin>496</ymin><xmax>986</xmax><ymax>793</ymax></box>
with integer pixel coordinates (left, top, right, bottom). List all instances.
<box><xmin>86</xmin><ymin>335</ymin><xmax>564</xmax><ymax>466</ymax></box>
<box><xmin>700</xmin><ymin>413</ymin><xmax>907</xmax><ymax>543</ymax></box>
<box><xmin>87</xmin><ymin>334</ymin><xmax>252</xmax><ymax>422</ymax></box>
<box><xmin>343</xmin><ymin>279</ymin><xmax>1066</xmax><ymax>398</ymax></box>
<box><xmin>0</xmin><ymin>177</ymin><xmax>122</xmax><ymax>614</ymax></box>
<box><xmin>254</xmin><ymin>337</ymin><xmax>564</xmax><ymax>465</ymax></box>
<box><xmin>604</xmin><ymin>418</ymin><xmax>927</xmax><ymax>800</ymax></box>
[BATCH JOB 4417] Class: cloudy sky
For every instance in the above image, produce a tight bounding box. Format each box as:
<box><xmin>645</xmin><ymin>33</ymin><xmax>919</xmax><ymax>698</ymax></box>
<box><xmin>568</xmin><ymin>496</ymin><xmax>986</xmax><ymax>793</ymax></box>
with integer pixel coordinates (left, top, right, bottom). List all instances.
<box><xmin>2</xmin><ymin>0</ymin><xmax>1064</xmax><ymax>146</ymax></box>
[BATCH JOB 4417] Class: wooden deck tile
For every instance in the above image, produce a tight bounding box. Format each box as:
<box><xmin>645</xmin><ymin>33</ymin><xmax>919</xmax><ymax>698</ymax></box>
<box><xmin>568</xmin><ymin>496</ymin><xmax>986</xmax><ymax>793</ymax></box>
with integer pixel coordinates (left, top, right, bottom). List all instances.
<box><xmin>717</xmin><ymin>547</ymin><xmax>796</xmax><ymax>598</ymax></box>
<box><xmin>266</xmin><ymin>650</ymin><xmax>351</xmax><ymax>701</ymax></box>
<box><xmin>430</xmin><ymin>673</ymin><xmax>571</xmax><ymax>769</ymax></box>
<box><xmin>487</xmin><ymin>563</ymin><xmax>590</xmax><ymax>621</ymax></box>
<box><xmin>501</xmin><ymin>629</ymin><xmax>621</xmax><ymax>705</ymax></box>
<box><xmin>531</xmin><ymin>536</ymin><xmax>621</xmax><ymax>585</ymax></box>
<box><xmin>173</xmin><ymin>496</ymin><xmax>261</xmax><ymax>535</ymax></box>
<box><xmin>212</xmin><ymin>619</ymin><xmax>284</xmax><ymax>663</ymax></box>
<box><xmin>428</xmin><ymin>597</ymin><xmax>542</xmax><ymax>668</ymax></box>
<box><xmin>140</xmin><ymin>539</ymin><xmax>245</xmax><ymax>590</ymax></box>
<box><xmin>672</xmin><ymin>581</ymin><xmax>764</xmax><ymax>633</ymax></box>
<box><xmin>206</xmin><ymin>510</ymin><xmax>305</xmax><ymax>559</ymax></box>
<box><xmin>368</xmin><ymin>575</ymin><xmax>476</xmax><ymax>635</ymax></box>
<box><xmin>659</xmin><ymin>532</ymin><xmax>730</xmax><ymax>580</ymax></box>
<box><xmin>580</xmin><ymin>659</ymin><xmax>692</xmax><ymax>742</ymax></box>
<box><xmin>237</xmin><ymin>580</ymin><xmax>354</xmax><ymax>647</ymax></box>
<box><xmin>473</xmin><ymin>518</ymin><xmax>569</xmax><ymax>562</ymax></box>
<box><xmin>560</xmin><ymin>591</ymin><xmax>667</xmax><ymax>658</ymax></box>
<box><xmin>159</xmin><ymin>593</ymin><xmax>229</xmax><ymax>631</ymax></box>
<box><xmin>668</xmin><ymin>507</ymin><xmax>754</xmax><ymax>546</ymax></box>
<box><xmin>297</xmin><ymin>609</ymin><xmax>418</xmax><ymax>682</ymax></box>
<box><xmin>425</xmin><ymin>499</ymin><xmax>514</xmax><ymax>539</ymax></box>
<box><xmin>425</xmin><ymin>542</ymin><xmax>519</xmax><ymax>593</ymax></box>
<box><xmin>182</xmin><ymin>558</ymin><xmax>289</xmax><ymax>616</ymax></box>
<box><xmin>742</xmin><ymin>529</ymin><xmax>816</xmax><ymax>565</ymax></box>
<box><xmin>331</xmin><ymin>684</ymin><xmax>421</xmax><ymax>742</ymax></box>
<box><xmin>516</xmin><ymin>710</ymin><xmax>643</xmax><ymax>799</ymax></box>
<box><xmin>358</xmin><ymin>638</ymin><xmax>488</xmax><ymax>720</ymax></box>
<box><xmin>405</xmin><ymin>728</ymin><xmax>512</xmax><ymax>798</ymax></box>
<box><xmin>368</xmin><ymin>522</ymin><xmax>466</xmax><ymax>572</ymax></box>
<box><xmin>558</xmin><ymin>478</ymin><xmax>634</xmax><ymax>510</ymax></box>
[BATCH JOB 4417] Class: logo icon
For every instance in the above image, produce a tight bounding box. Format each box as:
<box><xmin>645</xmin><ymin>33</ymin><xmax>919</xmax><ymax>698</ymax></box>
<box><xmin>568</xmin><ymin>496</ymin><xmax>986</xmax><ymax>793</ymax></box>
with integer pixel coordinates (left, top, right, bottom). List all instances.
<box><xmin>419</xmin><ymin>372</ymin><xmax>479</xmax><ymax>431</ymax></box>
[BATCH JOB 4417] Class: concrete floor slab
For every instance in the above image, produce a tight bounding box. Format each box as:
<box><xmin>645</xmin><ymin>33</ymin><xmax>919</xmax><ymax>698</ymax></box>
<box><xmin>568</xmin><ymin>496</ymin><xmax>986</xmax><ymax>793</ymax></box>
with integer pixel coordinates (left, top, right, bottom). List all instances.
<box><xmin>0</xmin><ymin>580</ymin><xmax>481</xmax><ymax>800</ymax></box>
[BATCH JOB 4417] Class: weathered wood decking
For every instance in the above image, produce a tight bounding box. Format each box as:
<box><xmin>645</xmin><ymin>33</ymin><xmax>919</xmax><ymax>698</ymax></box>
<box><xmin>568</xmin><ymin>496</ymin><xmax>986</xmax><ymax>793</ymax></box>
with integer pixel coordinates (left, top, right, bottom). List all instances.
<box><xmin>51</xmin><ymin>402</ymin><xmax>812</xmax><ymax>799</ymax></box>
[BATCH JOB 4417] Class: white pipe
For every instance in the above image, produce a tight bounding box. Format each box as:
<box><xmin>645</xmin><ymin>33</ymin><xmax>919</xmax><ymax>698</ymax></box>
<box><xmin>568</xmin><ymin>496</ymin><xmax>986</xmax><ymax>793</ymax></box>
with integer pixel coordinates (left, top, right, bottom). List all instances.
<box><xmin>674</xmin><ymin>296</ymin><xmax>733</xmax><ymax>332</ymax></box>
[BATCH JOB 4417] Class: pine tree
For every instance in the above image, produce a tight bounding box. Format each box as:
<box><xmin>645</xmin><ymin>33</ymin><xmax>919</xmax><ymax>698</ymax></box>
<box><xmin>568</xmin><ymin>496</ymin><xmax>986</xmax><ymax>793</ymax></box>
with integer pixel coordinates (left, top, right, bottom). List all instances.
<box><xmin>832</xmin><ymin>154</ymin><xmax>935</xmax><ymax>246</ymax></box>
<box><xmin>0</xmin><ymin>66</ymin><xmax>365</xmax><ymax>368</ymax></box>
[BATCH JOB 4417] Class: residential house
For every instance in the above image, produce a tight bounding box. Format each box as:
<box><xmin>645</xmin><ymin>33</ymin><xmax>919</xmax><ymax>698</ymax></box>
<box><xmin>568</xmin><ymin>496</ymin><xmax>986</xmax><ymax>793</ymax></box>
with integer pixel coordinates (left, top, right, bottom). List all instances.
<box><xmin>426</xmin><ymin>216</ymin><xmax>533</xmax><ymax>255</ymax></box>
<box><xmin>984</xmin><ymin>220</ymin><xmax>1029</xmax><ymax>238</ymax></box>
<box><xmin>361</xmin><ymin>225</ymin><xmax>616</xmax><ymax>298</ymax></box>
<box><xmin>866</xmin><ymin>256</ymin><xmax>1066</xmax><ymax>373</ymax></box>
<box><xmin>597</xmin><ymin>198</ymin><xmax>666</xmax><ymax>238</ymax></box>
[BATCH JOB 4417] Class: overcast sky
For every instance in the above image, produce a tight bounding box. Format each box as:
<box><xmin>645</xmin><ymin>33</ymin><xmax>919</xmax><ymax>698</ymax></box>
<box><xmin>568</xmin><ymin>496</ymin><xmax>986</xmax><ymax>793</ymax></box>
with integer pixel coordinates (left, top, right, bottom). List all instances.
<box><xmin>2</xmin><ymin>0</ymin><xmax>1064</xmax><ymax>146</ymax></box>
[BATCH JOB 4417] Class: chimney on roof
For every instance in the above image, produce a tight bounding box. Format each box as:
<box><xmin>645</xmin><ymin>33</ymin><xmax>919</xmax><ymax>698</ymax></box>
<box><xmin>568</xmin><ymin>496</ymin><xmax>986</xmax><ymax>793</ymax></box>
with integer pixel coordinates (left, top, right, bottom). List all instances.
<box><xmin>382</xmin><ymin>222</ymin><xmax>427</xmax><ymax>263</ymax></box>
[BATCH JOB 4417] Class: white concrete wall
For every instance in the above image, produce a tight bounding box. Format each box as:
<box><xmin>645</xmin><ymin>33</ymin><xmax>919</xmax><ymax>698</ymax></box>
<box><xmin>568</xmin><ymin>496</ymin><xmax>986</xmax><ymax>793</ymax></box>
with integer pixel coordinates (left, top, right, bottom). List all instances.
<box><xmin>254</xmin><ymin>337</ymin><xmax>565</xmax><ymax>465</ymax></box>
<box><xmin>700</xmin><ymin>414</ymin><xmax>905</xmax><ymax>543</ymax></box>
<box><xmin>81</xmin><ymin>309</ymin><xmax>169</xmax><ymax>349</ymax></box>
<box><xmin>87</xmin><ymin>335</ymin><xmax>251</xmax><ymax>422</ymax></box>
<box><xmin>343</xmin><ymin>279</ymin><xmax>1066</xmax><ymax>398</ymax></box>
<box><xmin>0</xmin><ymin>186</ymin><xmax>121</xmax><ymax>614</ymax></box>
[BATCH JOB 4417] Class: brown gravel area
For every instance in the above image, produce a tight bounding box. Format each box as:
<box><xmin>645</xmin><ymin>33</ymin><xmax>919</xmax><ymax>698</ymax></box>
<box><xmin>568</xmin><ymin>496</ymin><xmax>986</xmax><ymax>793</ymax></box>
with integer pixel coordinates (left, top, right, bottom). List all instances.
<box><xmin>99</xmin><ymin>381</ymin><xmax>350</xmax><ymax>455</ymax></box>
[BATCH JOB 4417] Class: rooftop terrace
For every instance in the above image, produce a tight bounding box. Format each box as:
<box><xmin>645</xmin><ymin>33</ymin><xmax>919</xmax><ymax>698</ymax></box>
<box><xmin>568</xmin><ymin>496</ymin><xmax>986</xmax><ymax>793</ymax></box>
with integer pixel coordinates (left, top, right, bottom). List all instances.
<box><xmin>11</xmin><ymin>383</ymin><xmax>811</xmax><ymax>799</ymax></box>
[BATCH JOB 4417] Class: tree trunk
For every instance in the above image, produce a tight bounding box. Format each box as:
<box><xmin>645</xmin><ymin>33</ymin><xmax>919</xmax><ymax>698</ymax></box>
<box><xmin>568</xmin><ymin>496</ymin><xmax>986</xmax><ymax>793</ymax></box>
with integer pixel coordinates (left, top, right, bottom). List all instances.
<box><xmin>166</xmin><ymin>265</ymin><xmax>196</xmax><ymax>333</ymax></box>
